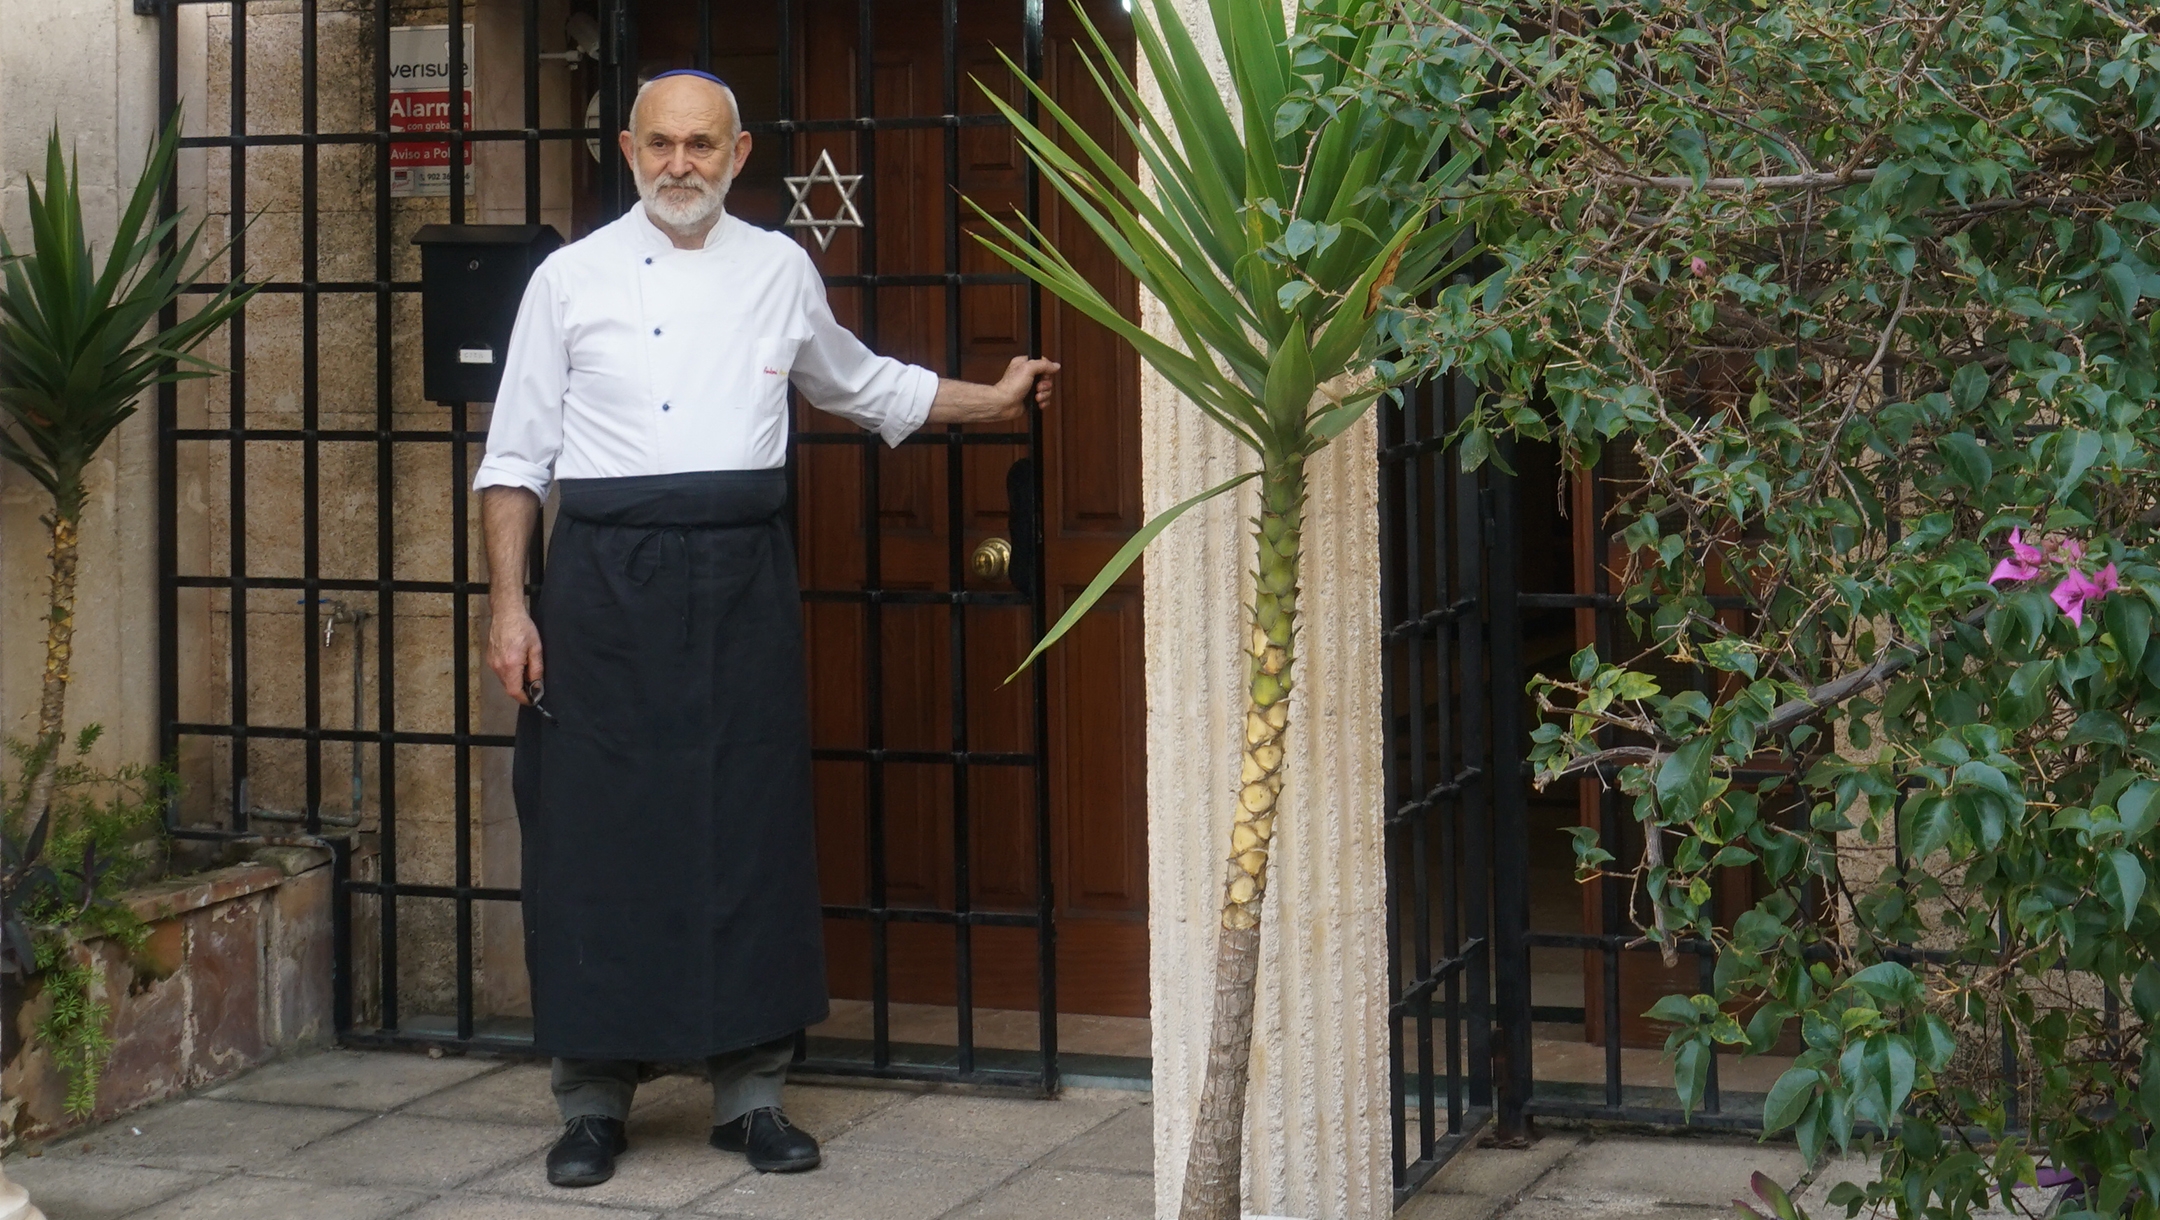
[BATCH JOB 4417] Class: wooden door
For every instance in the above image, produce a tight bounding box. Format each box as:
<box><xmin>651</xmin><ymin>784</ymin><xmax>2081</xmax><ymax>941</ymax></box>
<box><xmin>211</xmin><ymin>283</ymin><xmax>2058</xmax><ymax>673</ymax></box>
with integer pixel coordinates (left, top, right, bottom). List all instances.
<box><xmin>788</xmin><ymin>0</ymin><xmax>1147</xmax><ymax>1020</ymax></box>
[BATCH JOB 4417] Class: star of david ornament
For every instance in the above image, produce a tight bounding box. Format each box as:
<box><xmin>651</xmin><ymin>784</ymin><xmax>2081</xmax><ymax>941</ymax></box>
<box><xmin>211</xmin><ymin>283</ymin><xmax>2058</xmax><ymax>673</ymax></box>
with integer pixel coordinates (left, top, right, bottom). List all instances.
<box><xmin>782</xmin><ymin>148</ymin><xmax>865</xmax><ymax>251</ymax></box>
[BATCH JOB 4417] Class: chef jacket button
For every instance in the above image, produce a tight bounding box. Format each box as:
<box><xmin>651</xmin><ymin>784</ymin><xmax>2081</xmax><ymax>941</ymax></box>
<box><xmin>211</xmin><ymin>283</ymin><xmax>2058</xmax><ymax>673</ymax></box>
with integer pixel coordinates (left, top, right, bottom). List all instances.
<box><xmin>644</xmin><ymin>257</ymin><xmax>652</xmax><ymax>264</ymax></box>
<box><xmin>662</xmin><ymin>402</ymin><xmax>671</xmax><ymax>412</ymax></box>
<box><xmin>653</xmin><ymin>327</ymin><xmax>662</xmax><ymax>336</ymax></box>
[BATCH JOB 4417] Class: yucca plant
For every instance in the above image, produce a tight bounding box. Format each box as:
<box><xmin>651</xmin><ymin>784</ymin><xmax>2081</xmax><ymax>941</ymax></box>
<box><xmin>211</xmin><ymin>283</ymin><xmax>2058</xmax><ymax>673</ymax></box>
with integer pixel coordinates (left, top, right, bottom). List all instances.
<box><xmin>0</xmin><ymin>114</ymin><xmax>253</xmax><ymax>838</ymax></box>
<box><xmin>973</xmin><ymin>2</ymin><xmax>1476</xmax><ymax>1215</ymax></box>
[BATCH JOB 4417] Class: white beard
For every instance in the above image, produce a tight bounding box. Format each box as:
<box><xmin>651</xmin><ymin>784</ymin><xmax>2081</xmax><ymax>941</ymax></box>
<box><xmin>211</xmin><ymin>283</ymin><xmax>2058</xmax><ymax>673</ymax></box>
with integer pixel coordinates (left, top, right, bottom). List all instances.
<box><xmin>638</xmin><ymin>165</ymin><xmax>731</xmax><ymax>233</ymax></box>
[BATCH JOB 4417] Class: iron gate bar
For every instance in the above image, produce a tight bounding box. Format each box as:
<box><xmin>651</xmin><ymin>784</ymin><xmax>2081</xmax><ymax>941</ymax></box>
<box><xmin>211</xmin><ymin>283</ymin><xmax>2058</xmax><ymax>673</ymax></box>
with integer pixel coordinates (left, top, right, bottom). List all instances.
<box><xmin>1488</xmin><ymin>436</ymin><xmax>1533</xmax><ymax>1142</ymax></box>
<box><xmin>372</xmin><ymin>0</ymin><xmax>399</xmax><ymax>1035</ymax></box>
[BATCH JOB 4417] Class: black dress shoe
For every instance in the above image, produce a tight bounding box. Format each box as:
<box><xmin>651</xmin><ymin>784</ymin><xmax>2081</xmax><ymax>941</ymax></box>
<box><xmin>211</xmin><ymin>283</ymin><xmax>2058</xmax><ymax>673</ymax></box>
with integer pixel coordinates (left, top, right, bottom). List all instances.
<box><xmin>710</xmin><ymin>1107</ymin><xmax>821</xmax><ymax>1172</ymax></box>
<box><xmin>547</xmin><ymin>1115</ymin><xmax>628</xmax><ymax>1187</ymax></box>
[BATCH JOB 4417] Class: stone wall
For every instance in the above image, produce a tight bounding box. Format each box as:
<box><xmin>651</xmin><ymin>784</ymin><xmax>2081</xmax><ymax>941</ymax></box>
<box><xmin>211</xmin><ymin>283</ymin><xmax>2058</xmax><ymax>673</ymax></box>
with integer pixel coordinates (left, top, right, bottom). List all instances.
<box><xmin>3</xmin><ymin>847</ymin><xmax>336</xmax><ymax>1140</ymax></box>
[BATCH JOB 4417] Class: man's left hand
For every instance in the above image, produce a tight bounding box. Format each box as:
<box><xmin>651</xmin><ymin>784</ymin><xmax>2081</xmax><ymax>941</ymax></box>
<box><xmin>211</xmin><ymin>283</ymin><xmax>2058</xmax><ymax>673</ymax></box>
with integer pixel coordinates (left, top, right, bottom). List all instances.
<box><xmin>927</xmin><ymin>355</ymin><xmax>1060</xmax><ymax>426</ymax></box>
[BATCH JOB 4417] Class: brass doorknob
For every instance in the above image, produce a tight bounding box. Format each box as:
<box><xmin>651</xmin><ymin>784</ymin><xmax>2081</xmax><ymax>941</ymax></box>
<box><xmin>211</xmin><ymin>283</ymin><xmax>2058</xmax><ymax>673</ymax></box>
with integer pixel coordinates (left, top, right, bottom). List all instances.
<box><xmin>971</xmin><ymin>537</ymin><xmax>1012</xmax><ymax>581</ymax></box>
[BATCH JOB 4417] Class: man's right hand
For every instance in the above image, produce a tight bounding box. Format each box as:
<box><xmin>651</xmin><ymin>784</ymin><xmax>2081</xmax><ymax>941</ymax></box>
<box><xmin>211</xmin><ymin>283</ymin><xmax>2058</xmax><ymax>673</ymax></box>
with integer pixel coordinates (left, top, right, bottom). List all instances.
<box><xmin>481</xmin><ymin>485</ymin><xmax>547</xmax><ymax>707</ymax></box>
<box><xmin>490</xmin><ymin>610</ymin><xmax>544</xmax><ymax>706</ymax></box>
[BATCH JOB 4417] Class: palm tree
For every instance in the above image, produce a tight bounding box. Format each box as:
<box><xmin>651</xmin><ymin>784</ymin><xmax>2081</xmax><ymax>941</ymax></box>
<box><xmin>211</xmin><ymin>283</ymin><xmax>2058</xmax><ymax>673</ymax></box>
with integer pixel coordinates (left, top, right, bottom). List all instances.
<box><xmin>0</xmin><ymin>115</ymin><xmax>254</xmax><ymax>835</ymax></box>
<box><xmin>974</xmin><ymin>2</ymin><xmax>1475</xmax><ymax>1215</ymax></box>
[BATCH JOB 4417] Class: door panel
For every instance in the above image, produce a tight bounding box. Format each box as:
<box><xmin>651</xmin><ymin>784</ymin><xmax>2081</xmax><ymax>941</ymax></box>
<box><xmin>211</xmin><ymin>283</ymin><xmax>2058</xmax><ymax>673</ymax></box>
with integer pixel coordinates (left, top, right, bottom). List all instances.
<box><xmin>786</xmin><ymin>0</ymin><xmax>1147</xmax><ymax>1019</ymax></box>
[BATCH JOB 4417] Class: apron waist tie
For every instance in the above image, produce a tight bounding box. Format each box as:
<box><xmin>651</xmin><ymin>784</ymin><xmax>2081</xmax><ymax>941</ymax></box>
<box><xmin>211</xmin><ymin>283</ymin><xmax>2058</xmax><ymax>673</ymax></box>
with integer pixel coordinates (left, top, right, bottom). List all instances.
<box><xmin>624</xmin><ymin>527</ymin><xmax>694</xmax><ymax>646</ymax></box>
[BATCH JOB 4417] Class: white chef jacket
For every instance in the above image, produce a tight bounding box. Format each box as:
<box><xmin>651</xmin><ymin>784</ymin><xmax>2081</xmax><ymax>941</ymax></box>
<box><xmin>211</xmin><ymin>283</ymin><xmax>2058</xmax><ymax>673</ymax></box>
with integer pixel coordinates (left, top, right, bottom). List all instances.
<box><xmin>471</xmin><ymin>203</ymin><xmax>938</xmax><ymax>500</ymax></box>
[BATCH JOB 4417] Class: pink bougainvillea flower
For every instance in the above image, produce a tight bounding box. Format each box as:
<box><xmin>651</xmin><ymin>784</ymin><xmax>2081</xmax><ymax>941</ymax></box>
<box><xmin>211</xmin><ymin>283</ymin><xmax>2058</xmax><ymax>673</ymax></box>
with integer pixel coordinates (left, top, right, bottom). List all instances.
<box><xmin>2093</xmin><ymin>562</ymin><xmax>2120</xmax><ymax>596</ymax></box>
<box><xmin>1690</xmin><ymin>255</ymin><xmax>1710</xmax><ymax>277</ymax></box>
<box><xmin>2057</xmin><ymin>537</ymin><xmax>2086</xmax><ymax>564</ymax></box>
<box><xmin>1990</xmin><ymin>527</ymin><xmax>2044</xmax><ymax>584</ymax></box>
<box><xmin>2052</xmin><ymin>569</ymin><xmax>2105</xmax><ymax>624</ymax></box>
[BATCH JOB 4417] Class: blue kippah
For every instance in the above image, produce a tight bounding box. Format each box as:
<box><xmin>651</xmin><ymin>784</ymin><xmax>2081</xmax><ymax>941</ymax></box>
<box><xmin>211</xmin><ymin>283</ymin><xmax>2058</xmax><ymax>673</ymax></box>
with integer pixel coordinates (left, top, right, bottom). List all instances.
<box><xmin>648</xmin><ymin>68</ymin><xmax>731</xmax><ymax>89</ymax></box>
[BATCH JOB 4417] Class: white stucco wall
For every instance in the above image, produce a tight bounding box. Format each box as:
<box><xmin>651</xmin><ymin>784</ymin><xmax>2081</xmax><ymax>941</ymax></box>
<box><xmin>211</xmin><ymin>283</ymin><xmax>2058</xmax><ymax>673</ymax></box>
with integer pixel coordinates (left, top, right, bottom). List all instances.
<box><xmin>0</xmin><ymin>0</ymin><xmax>163</xmax><ymax>769</ymax></box>
<box><xmin>1140</xmin><ymin>6</ymin><xmax>1393</xmax><ymax>1217</ymax></box>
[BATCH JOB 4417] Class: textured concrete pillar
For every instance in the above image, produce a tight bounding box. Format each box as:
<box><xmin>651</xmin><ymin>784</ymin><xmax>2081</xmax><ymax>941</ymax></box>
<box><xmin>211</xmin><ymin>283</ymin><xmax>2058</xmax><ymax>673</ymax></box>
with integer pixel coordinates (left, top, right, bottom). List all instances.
<box><xmin>1140</xmin><ymin>6</ymin><xmax>1393</xmax><ymax>1217</ymax></box>
<box><xmin>0</xmin><ymin>3</ymin><xmax>162</xmax><ymax>766</ymax></box>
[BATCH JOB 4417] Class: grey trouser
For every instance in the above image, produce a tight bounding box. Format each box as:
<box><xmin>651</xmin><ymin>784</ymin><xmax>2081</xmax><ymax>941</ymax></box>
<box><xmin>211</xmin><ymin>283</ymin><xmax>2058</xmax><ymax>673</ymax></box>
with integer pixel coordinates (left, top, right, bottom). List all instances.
<box><xmin>551</xmin><ymin>1034</ymin><xmax>795</xmax><ymax>1126</ymax></box>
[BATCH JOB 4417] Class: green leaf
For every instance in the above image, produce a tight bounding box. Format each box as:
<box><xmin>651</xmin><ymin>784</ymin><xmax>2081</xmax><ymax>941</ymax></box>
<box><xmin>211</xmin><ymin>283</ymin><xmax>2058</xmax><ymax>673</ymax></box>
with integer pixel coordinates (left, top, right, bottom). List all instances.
<box><xmin>2125</xmin><ymin>781</ymin><xmax>2160</xmax><ymax>837</ymax></box>
<box><xmin>2107</xmin><ymin>592</ymin><xmax>2151</xmax><ymax>674</ymax></box>
<box><xmin>1952</xmin><ymin>760</ymin><xmax>2016</xmax><ymax>803</ymax></box>
<box><xmin>1847</xmin><ymin>962</ymin><xmax>1920</xmax><ymax>1007</ymax></box>
<box><xmin>1656</xmin><ymin>736</ymin><xmax>1716</xmax><ymax>813</ymax></box>
<box><xmin>1915</xmin><ymin>1015</ymin><xmax>1957</xmax><ymax>1071</ymax></box>
<box><xmin>1673</xmin><ymin>1038</ymin><xmax>1710</xmax><ymax>1119</ymax></box>
<box><xmin>2105</xmin><ymin>261</ymin><xmax>2143</xmax><ymax>318</ymax></box>
<box><xmin>1645</xmin><ymin>993</ymin><xmax>1704</xmax><ymax>1026</ymax></box>
<box><xmin>2102</xmin><ymin>850</ymin><xmax>2147</xmax><ymax>926</ymax></box>
<box><xmin>1263</xmin><ymin>324</ymin><xmax>1317</xmax><ymax>429</ymax></box>
<box><xmin>2132</xmin><ymin>962</ymin><xmax>2160</xmax><ymax>1022</ymax></box>
<box><xmin>2058</xmin><ymin>429</ymin><xmax>2104</xmax><ymax>498</ymax></box>
<box><xmin>1762</xmin><ymin>1066</ymin><xmax>1822</xmax><ymax>1133</ymax></box>
<box><xmin>1936</xmin><ymin>432</ymin><xmax>1993</xmax><ymax>492</ymax></box>
<box><xmin>1905</xmin><ymin>796</ymin><xmax>1956</xmax><ymax>860</ymax></box>
<box><xmin>2068</xmin><ymin>710</ymin><xmax>2129</xmax><ymax>748</ymax></box>
<box><xmin>1950</xmin><ymin>363</ymin><xmax>1991</xmax><ymax>410</ymax></box>
<box><xmin>1006</xmin><ymin>470</ymin><xmax>1259</xmax><ymax>680</ymax></box>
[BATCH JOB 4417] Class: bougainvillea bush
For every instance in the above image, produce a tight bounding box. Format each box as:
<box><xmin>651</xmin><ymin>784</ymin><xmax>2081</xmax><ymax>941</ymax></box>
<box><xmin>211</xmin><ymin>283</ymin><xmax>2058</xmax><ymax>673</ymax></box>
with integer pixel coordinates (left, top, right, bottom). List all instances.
<box><xmin>1330</xmin><ymin>0</ymin><xmax>2160</xmax><ymax>1214</ymax></box>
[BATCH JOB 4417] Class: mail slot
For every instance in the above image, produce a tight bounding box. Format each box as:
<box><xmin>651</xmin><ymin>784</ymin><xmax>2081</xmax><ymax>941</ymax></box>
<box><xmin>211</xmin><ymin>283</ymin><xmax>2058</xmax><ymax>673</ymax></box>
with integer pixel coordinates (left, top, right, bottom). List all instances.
<box><xmin>412</xmin><ymin>223</ymin><xmax>562</xmax><ymax>403</ymax></box>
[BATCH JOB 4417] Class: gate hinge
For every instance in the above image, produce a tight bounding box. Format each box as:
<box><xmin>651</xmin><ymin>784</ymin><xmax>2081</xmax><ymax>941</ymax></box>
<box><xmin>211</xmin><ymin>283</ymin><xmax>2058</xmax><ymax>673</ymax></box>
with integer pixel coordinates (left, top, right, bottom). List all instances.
<box><xmin>134</xmin><ymin>0</ymin><xmax>161</xmax><ymax>16</ymax></box>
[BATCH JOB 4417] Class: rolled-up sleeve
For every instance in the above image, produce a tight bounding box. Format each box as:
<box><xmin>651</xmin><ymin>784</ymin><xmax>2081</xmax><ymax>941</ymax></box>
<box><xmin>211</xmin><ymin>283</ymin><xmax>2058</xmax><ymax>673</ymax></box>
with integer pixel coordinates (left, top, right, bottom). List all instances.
<box><xmin>786</xmin><ymin>252</ymin><xmax>936</xmax><ymax>448</ymax></box>
<box><xmin>473</xmin><ymin>259</ymin><xmax>567</xmax><ymax>499</ymax></box>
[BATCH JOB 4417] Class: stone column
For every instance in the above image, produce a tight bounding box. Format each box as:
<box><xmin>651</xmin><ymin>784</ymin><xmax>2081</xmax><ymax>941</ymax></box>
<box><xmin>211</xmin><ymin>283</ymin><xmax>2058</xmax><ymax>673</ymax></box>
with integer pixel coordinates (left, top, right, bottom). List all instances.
<box><xmin>1139</xmin><ymin>7</ymin><xmax>1393</xmax><ymax>1218</ymax></box>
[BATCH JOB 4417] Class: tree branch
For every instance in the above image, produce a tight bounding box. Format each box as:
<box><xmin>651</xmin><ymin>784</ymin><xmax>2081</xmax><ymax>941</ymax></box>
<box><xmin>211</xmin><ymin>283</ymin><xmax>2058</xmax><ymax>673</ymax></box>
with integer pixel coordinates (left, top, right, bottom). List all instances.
<box><xmin>1610</xmin><ymin>169</ymin><xmax>1880</xmax><ymax>191</ymax></box>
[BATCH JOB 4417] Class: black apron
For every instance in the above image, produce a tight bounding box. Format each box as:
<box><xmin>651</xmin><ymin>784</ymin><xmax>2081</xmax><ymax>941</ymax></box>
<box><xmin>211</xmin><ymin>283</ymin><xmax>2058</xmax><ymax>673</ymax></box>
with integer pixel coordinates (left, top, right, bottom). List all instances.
<box><xmin>512</xmin><ymin>469</ymin><xmax>829</xmax><ymax>1061</ymax></box>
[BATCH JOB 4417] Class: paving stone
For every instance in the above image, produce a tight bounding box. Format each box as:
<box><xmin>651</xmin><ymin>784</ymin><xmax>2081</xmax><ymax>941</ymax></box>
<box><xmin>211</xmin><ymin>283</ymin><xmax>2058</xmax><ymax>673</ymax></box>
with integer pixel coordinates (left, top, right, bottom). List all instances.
<box><xmin>403</xmin><ymin>1193</ymin><xmax>662</xmax><ymax>1219</ymax></box>
<box><xmin>944</xmin><ymin>1165</ymin><xmax>1154</xmax><ymax>1220</ymax></box>
<box><xmin>1527</xmin><ymin>1135</ymin><xmax>1802</xmax><ymax>1209</ymax></box>
<box><xmin>0</xmin><ymin>1156</ymin><xmax>214</xmax><ymax>1219</ymax></box>
<box><xmin>473</xmin><ymin>1125</ymin><xmax>752</xmax><ymax>1212</ymax></box>
<box><xmin>1042</xmin><ymin>1101</ymin><xmax>1152</xmax><ymax>1174</ymax></box>
<box><xmin>206</xmin><ymin>1048</ymin><xmax>502</xmax><ymax>1112</ymax></box>
<box><xmin>125</xmin><ymin>1173</ymin><xmax>426</xmax><ymax>1220</ymax></box>
<box><xmin>774</xmin><ymin>1082</ymin><xmax>913</xmax><ymax>1137</ymax></box>
<box><xmin>1396</xmin><ymin>1191</ymin><xmax>1503</xmax><ymax>1220</ymax></box>
<box><xmin>829</xmin><ymin>1091</ymin><xmax>1135</xmax><ymax>1166</ymax></box>
<box><xmin>690</xmin><ymin>1148</ymin><xmax>1015</xmax><ymax>1220</ymax></box>
<box><xmin>256</xmin><ymin>1112</ymin><xmax>555</xmax><ymax>1189</ymax></box>
<box><xmin>1421</xmin><ymin>1133</ymin><xmax>1583</xmax><ymax>1200</ymax></box>
<box><xmin>405</xmin><ymin>1062</ymin><xmax>561</xmax><ymax>1126</ymax></box>
<box><xmin>41</xmin><ymin>1098</ymin><xmax>368</xmax><ymax>1172</ymax></box>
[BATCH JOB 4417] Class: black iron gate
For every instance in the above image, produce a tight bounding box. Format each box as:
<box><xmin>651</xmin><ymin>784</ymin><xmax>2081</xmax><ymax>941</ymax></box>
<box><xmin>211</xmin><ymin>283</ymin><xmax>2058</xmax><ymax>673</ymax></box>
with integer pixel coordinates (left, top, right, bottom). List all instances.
<box><xmin>1376</xmin><ymin>368</ymin><xmax>1519</xmax><ymax>1198</ymax></box>
<box><xmin>153</xmin><ymin>0</ymin><xmax>1057</xmax><ymax>1093</ymax></box>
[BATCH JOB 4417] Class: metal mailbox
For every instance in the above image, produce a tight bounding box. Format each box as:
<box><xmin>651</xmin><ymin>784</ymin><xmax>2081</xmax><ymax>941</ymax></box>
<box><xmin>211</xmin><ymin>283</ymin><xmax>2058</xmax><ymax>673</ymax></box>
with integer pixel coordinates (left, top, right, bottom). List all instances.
<box><xmin>411</xmin><ymin>223</ymin><xmax>562</xmax><ymax>403</ymax></box>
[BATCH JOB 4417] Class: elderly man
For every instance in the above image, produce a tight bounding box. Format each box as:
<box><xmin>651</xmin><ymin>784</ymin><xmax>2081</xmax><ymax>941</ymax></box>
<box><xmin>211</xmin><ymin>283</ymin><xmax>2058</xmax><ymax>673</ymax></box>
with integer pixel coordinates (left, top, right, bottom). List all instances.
<box><xmin>477</xmin><ymin>69</ymin><xmax>1056</xmax><ymax>1189</ymax></box>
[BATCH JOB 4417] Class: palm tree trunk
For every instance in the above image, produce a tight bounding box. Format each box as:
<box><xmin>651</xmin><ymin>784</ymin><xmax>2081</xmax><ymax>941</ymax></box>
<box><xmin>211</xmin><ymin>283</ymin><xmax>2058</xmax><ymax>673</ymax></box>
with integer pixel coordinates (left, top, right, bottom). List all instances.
<box><xmin>1178</xmin><ymin>454</ymin><xmax>1304</xmax><ymax>1220</ymax></box>
<box><xmin>22</xmin><ymin>512</ymin><xmax>80</xmax><ymax>827</ymax></box>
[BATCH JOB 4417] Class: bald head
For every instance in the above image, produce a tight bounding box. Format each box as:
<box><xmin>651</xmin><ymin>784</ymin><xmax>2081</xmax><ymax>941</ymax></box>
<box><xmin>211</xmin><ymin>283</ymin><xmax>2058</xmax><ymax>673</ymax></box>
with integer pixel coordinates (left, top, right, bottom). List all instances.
<box><xmin>628</xmin><ymin>73</ymin><xmax>741</xmax><ymax>143</ymax></box>
<box><xmin>618</xmin><ymin>73</ymin><xmax>753</xmax><ymax>246</ymax></box>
